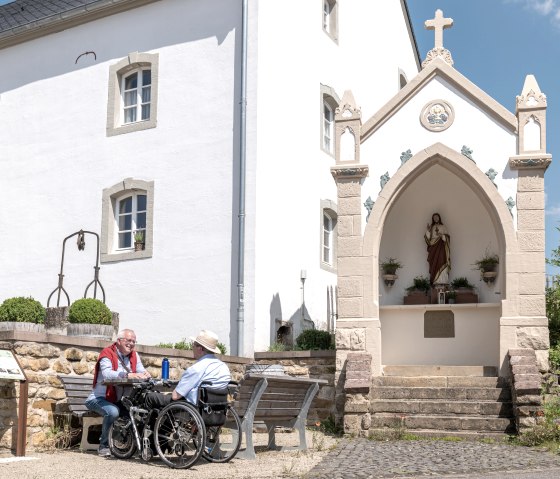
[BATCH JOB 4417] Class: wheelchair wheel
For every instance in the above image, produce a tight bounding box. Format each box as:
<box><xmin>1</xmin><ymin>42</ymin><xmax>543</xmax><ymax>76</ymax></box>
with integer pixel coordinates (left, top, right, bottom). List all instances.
<box><xmin>154</xmin><ymin>401</ymin><xmax>205</xmax><ymax>469</ymax></box>
<box><xmin>109</xmin><ymin>417</ymin><xmax>136</xmax><ymax>459</ymax></box>
<box><xmin>202</xmin><ymin>406</ymin><xmax>242</xmax><ymax>463</ymax></box>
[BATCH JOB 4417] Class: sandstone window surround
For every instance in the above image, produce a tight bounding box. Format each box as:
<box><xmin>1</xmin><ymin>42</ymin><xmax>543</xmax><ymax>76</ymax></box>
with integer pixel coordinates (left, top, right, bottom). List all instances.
<box><xmin>101</xmin><ymin>178</ymin><xmax>154</xmax><ymax>263</ymax></box>
<box><xmin>322</xmin><ymin>0</ymin><xmax>338</xmax><ymax>43</ymax></box>
<box><xmin>106</xmin><ymin>52</ymin><xmax>159</xmax><ymax>137</ymax></box>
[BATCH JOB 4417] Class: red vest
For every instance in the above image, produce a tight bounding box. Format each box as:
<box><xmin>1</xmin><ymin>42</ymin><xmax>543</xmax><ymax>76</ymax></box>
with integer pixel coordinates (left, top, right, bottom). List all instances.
<box><xmin>92</xmin><ymin>343</ymin><xmax>138</xmax><ymax>403</ymax></box>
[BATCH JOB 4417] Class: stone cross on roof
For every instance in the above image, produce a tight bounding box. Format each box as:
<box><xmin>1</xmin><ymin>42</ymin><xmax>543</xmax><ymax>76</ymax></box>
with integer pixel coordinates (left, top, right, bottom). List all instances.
<box><xmin>425</xmin><ymin>9</ymin><xmax>453</xmax><ymax>49</ymax></box>
<box><xmin>421</xmin><ymin>9</ymin><xmax>454</xmax><ymax>68</ymax></box>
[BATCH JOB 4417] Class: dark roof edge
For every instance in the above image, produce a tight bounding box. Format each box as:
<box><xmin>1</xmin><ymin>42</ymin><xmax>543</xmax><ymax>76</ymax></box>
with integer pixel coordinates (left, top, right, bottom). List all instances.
<box><xmin>0</xmin><ymin>0</ymin><xmax>161</xmax><ymax>50</ymax></box>
<box><xmin>401</xmin><ymin>0</ymin><xmax>421</xmax><ymax>72</ymax></box>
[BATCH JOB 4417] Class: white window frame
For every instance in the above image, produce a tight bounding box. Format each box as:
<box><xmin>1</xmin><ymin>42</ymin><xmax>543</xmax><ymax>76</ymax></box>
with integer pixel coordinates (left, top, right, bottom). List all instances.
<box><xmin>101</xmin><ymin>178</ymin><xmax>154</xmax><ymax>263</ymax></box>
<box><xmin>320</xmin><ymin>200</ymin><xmax>337</xmax><ymax>272</ymax></box>
<box><xmin>107</xmin><ymin>52</ymin><xmax>159</xmax><ymax>137</ymax></box>
<box><xmin>122</xmin><ymin>68</ymin><xmax>152</xmax><ymax>125</ymax></box>
<box><xmin>320</xmin><ymin>85</ymin><xmax>340</xmax><ymax>156</ymax></box>
<box><xmin>115</xmin><ymin>192</ymin><xmax>147</xmax><ymax>250</ymax></box>
<box><xmin>323</xmin><ymin>102</ymin><xmax>334</xmax><ymax>153</ymax></box>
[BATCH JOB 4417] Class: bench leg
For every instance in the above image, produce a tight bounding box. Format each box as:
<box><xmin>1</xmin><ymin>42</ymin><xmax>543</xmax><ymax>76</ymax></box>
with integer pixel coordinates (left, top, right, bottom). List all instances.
<box><xmin>80</xmin><ymin>416</ymin><xmax>103</xmax><ymax>451</ymax></box>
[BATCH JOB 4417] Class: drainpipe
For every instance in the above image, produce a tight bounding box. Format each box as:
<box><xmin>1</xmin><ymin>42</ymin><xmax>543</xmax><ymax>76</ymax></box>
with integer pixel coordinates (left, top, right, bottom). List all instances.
<box><xmin>236</xmin><ymin>0</ymin><xmax>248</xmax><ymax>357</ymax></box>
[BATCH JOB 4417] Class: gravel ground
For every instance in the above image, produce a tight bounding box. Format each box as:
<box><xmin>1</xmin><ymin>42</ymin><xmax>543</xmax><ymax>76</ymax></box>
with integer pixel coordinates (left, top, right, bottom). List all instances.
<box><xmin>0</xmin><ymin>430</ymin><xmax>339</xmax><ymax>479</ymax></box>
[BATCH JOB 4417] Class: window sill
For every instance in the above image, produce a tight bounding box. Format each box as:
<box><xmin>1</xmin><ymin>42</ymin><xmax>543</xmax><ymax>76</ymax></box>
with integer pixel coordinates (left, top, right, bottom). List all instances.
<box><xmin>106</xmin><ymin>118</ymin><xmax>156</xmax><ymax>137</ymax></box>
<box><xmin>101</xmin><ymin>248</ymin><xmax>152</xmax><ymax>263</ymax></box>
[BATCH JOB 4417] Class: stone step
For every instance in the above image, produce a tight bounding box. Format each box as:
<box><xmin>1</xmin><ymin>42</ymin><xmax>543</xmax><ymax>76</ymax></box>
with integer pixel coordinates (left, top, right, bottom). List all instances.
<box><xmin>383</xmin><ymin>365</ymin><xmax>499</xmax><ymax>377</ymax></box>
<box><xmin>373</xmin><ymin>376</ymin><xmax>507</xmax><ymax>388</ymax></box>
<box><xmin>370</xmin><ymin>386</ymin><xmax>511</xmax><ymax>401</ymax></box>
<box><xmin>368</xmin><ymin>428</ymin><xmax>514</xmax><ymax>441</ymax></box>
<box><xmin>370</xmin><ymin>413</ymin><xmax>516</xmax><ymax>433</ymax></box>
<box><xmin>370</xmin><ymin>399</ymin><xmax>513</xmax><ymax>417</ymax></box>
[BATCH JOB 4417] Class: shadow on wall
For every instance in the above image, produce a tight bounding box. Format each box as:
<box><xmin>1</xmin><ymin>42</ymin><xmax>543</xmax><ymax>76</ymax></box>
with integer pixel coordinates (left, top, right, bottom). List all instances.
<box><xmin>269</xmin><ymin>294</ymin><xmax>315</xmax><ymax>349</ymax></box>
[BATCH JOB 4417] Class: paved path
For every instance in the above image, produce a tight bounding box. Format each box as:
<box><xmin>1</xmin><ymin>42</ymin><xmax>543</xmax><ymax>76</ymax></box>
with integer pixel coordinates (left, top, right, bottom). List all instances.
<box><xmin>305</xmin><ymin>438</ymin><xmax>560</xmax><ymax>479</ymax></box>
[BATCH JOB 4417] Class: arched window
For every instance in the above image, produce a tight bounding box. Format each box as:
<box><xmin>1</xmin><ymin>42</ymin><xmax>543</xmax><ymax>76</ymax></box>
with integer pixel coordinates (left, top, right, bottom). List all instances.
<box><xmin>320</xmin><ymin>199</ymin><xmax>337</xmax><ymax>272</ymax></box>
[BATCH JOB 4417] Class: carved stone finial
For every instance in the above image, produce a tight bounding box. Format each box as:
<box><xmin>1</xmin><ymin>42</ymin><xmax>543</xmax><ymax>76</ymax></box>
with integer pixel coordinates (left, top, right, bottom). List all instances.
<box><xmin>364</xmin><ymin>196</ymin><xmax>374</xmax><ymax>222</ymax></box>
<box><xmin>423</xmin><ymin>10</ymin><xmax>454</xmax><ymax>68</ymax></box>
<box><xmin>461</xmin><ymin>145</ymin><xmax>474</xmax><ymax>162</ymax></box>
<box><xmin>335</xmin><ymin>90</ymin><xmax>361</xmax><ymax>120</ymax></box>
<box><xmin>506</xmin><ymin>197</ymin><xmax>516</xmax><ymax>216</ymax></box>
<box><xmin>400</xmin><ymin>149</ymin><xmax>412</xmax><ymax>165</ymax></box>
<box><xmin>516</xmin><ymin>75</ymin><xmax>547</xmax><ymax>111</ymax></box>
<box><xmin>485</xmin><ymin>168</ymin><xmax>498</xmax><ymax>186</ymax></box>
<box><xmin>380</xmin><ymin>172</ymin><xmax>390</xmax><ymax>190</ymax></box>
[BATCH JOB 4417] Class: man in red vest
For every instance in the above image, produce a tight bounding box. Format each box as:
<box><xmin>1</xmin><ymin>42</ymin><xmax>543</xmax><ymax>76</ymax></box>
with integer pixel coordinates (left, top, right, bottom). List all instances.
<box><xmin>85</xmin><ymin>328</ymin><xmax>151</xmax><ymax>456</ymax></box>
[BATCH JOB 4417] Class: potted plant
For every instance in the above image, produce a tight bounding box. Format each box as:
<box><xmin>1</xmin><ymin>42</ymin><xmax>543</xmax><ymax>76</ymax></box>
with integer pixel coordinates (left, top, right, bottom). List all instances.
<box><xmin>473</xmin><ymin>252</ymin><xmax>499</xmax><ymax>283</ymax></box>
<box><xmin>450</xmin><ymin>277</ymin><xmax>474</xmax><ymax>291</ymax></box>
<box><xmin>450</xmin><ymin>277</ymin><xmax>478</xmax><ymax>304</ymax></box>
<box><xmin>380</xmin><ymin>257</ymin><xmax>402</xmax><ymax>286</ymax></box>
<box><xmin>404</xmin><ymin>275</ymin><xmax>431</xmax><ymax>305</ymax></box>
<box><xmin>134</xmin><ymin>230</ymin><xmax>145</xmax><ymax>252</ymax></box>
<box><xmin>406</xmin><ymin>275</ymin><xmax>430</xmax><ymax>294</ymax></box>
<box><xmin>446</xmin><ymin>290</ymin><xmax>456</xmax><ymax>304</ymax></box>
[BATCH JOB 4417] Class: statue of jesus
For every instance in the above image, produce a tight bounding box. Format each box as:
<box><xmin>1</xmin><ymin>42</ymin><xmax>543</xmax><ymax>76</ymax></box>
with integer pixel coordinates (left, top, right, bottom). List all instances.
<box><xmin>424</xmin><ymin>212</ymin><xmax>450</xmax><ymax>285</ymax></box>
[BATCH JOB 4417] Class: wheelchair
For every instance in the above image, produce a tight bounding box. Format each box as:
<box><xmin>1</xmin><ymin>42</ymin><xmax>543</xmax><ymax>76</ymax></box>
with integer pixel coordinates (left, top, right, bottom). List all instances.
<box><xmin>108</xmin><ymin>379</ymin><xmax>241</xmax><ymax>469</ymax></box>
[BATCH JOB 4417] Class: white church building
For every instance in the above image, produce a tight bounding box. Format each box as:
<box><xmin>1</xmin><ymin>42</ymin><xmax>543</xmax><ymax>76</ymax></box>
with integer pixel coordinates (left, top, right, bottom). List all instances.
<box><xmin>0</xmin><ymin>0</ymin><xmax>420</xmax><ymax>355</ymax></box>
<box><xmin>0</xmin><ymin>0</ymin><xmax>550</xmax><ymax>374</ymax></box>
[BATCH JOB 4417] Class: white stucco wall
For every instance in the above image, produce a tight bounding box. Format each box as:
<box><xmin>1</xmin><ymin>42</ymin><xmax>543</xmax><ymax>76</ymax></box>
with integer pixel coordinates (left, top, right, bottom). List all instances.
<box><xmin>380</xmin><ymin>304</ymin><xmax>501</xmax><ymax>367</ymax></box>
<box><xmin>251</xmin><ymin>0</ymin><xmax>419</xmax><ymax>351</ymax></box>
<box><xmin>0</xmin><ymin>0</ymin><xmax>421</xmax><ymax>355</ymax></box>
<box><xmin>0</xmin><ymin>0</ymin><xmax>242</xmax><ymax>348</ymax></box>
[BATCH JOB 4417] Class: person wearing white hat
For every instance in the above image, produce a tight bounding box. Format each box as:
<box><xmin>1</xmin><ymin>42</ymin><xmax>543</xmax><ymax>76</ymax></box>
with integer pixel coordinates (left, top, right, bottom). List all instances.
<box><xmin>146</xmin><ymin>330</ymin><xmax>231</xmax><ymax>408</ymax></box>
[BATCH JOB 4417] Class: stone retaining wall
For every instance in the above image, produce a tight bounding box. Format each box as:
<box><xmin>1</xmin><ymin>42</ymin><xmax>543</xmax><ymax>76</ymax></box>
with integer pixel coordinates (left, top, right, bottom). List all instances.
<box><xmin>0</xmin><ymin>331</ymin><xmax>335</xmax><ymax>453</ymax></box>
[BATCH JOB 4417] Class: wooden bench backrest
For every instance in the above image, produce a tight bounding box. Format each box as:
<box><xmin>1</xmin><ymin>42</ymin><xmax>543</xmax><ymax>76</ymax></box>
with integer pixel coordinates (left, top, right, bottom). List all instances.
<box><xmin>58</xmin><ymin>375</ymin><xmax>94</xmax><ymax>416</ymax></box>
<box><xmin>234</xmin><ymin>374</ymin><xmax>327</xmax><ymax>422</ymax></box>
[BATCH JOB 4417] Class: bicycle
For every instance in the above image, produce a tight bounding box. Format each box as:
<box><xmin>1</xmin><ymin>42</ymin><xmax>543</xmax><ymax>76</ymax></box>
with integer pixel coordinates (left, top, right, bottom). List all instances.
<box><xmin>108</xmin><ymin>378</ymin><xmax>241</xmax><ymax>469</ymax></box>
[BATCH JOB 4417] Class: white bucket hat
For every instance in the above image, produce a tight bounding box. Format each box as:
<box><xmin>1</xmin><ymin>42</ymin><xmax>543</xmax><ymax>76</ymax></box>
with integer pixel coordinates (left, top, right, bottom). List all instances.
<box><xmin>190</xmin><ymin>330</ymin><xmax>220</xmax><ymax>354</ymax></box>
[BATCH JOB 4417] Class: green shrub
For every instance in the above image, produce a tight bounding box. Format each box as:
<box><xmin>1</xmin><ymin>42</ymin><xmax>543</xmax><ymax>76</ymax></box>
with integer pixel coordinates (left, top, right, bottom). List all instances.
<box><xmin>68</xmin><ymin>298</ymin><xmax>112</xmax><ymax>325</ymax></box>
<box><xmin>406</xmin><ymin>275</ymin><xmax>430</xmax><ymax>293</ymax></box>
<box><xmin>295</xmin><ymin>329</ymin><xmax>334</xmax><ymax>350</ymax></box>
<box><xmin>173</xmin><ymin>338</ymin><xmax>193</xmax><ymax>350</ymax></box>
<box><xmin>155</xmin><ymin>338</ymin><xmax>227</xmax><ymax>355</ymax></box>
<box><xmin>550</xmin><ymin>344</ymin><xmax>560</xmax><ymax>373</ymax></box>
<box><xmin>217</xmin><ymin>342</ymin><xmax>227</xmax><ymax>355</ymax></box>
<box><xmin>451</xmin><ymin>277</ymin><xmax>474</xmax><ymax>289</ymax></box>
<box><xmin>0</xmin><ymin>296</ymin><xmax>45</xmax><ymax>323</ymax></box>
<box><xmin>268</xmin><ymin>342</ymin><xmax>288</xmax><ymax>352</ymax></box>
<box><xmin>547</xmin><ymin>285</ymin><xmax>560</xmax><ymax>348</ymax></box>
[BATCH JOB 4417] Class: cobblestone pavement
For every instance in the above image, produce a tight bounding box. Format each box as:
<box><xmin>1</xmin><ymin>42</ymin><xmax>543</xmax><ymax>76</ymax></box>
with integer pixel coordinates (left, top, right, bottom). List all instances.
<box><xmin>305</xmin><ymin>438</ymin><xmax>560</xmax><ymax>479</ymax></box>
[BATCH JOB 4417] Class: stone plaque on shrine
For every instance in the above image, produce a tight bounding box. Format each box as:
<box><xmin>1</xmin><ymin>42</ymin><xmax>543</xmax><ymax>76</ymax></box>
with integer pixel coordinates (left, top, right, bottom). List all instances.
<box><xmin>424</xmin><ymin>310</ymin><xmax>455</xmax><ymax>338</ymax></box>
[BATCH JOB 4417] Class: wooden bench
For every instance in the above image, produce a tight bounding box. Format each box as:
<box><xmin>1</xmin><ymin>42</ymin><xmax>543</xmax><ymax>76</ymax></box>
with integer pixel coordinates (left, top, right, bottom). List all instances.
<box><xmin>58</xmin><ymin>375</ymin><xmax>102</xmax><ymax>451</ymax></box>
<box><xmin>234</xmin><ymin>373</ymin><xmax>328</xmax><ymax>459</ymax></box>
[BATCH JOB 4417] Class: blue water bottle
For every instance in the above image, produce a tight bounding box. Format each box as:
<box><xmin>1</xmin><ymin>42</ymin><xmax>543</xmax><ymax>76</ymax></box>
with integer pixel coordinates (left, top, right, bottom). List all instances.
<box><xmin>161</xmin><ymin>357</ymin><xmax>169</xmax><ymax>379</ymax></box>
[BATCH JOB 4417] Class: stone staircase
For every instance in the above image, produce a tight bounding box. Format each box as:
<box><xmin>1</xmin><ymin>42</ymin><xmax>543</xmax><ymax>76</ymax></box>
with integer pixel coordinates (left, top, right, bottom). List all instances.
<box><xmin>369</xmin><ymin>366</ymin><xmax>516</xmax><ymax>439</ymax></box>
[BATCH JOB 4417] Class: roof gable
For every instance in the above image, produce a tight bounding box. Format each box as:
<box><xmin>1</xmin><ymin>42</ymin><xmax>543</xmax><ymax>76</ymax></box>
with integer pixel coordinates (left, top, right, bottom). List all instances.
<box><xmin>361</xmin><ymin>57</ymin><xmax>517</xmax><ymax>143</ymax></box>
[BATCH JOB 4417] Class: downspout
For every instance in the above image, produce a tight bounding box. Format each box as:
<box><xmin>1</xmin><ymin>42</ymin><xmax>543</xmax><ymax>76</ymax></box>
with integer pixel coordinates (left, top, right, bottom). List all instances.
<box><xmin>236</xmin><ymin>0</ymin><xmax>248</xmax><ymax>357</ymax></box>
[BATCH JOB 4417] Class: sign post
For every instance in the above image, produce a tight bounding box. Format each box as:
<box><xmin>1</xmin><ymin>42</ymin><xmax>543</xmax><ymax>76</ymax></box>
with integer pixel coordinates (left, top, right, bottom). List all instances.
<box><xmin>0</xmin><ymin>349</ymin><xmax>28</xmax><ymax>456</ymax></box>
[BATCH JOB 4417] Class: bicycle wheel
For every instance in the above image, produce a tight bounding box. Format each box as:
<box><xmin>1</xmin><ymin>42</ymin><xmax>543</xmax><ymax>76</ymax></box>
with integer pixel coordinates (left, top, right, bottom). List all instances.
<box><xmin>154</xmin><ymin>401</ymin><xmax>205</xmax><ymax>469</ymax></box>
<box><xmin>202</xmin><ymin>406</ymin><xmax>242</xmax><ymax>463</ymax></box>
<box><xmin>109</xmin><ymin>416</ymin><xmax>136</xmax><ymax>459</ymax></box>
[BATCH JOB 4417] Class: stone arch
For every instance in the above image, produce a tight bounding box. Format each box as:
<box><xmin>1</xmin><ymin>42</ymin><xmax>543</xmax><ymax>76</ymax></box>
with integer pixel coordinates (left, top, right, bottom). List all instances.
<box><xmin>362</xmin><ymin>142</ymin><xmax>518</xmax><ymax>320</ymax></box>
